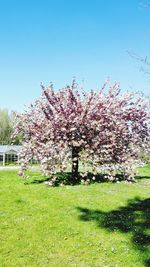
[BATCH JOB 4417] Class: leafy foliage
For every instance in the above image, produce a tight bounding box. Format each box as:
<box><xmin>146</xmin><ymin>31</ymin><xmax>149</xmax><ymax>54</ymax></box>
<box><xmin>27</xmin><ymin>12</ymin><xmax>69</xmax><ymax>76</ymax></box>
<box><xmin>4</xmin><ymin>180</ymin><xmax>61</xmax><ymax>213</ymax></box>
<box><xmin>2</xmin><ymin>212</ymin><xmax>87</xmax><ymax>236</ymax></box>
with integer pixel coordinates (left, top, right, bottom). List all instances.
<box><xmin>0</xmin><ymin>109</ymin><xmax>22</xmax><ymax>145</ymax></box>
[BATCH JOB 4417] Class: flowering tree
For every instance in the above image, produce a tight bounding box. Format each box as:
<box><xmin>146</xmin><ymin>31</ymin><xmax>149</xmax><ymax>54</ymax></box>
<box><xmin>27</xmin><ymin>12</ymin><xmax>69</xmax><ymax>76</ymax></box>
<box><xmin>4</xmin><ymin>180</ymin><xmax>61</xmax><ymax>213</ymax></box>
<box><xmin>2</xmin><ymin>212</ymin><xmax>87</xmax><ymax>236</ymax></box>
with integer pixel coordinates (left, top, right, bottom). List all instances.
<box><xmin>13</xmin><ymin>80</ymin><xmax>150</xmax><ymax>184</ymax></box>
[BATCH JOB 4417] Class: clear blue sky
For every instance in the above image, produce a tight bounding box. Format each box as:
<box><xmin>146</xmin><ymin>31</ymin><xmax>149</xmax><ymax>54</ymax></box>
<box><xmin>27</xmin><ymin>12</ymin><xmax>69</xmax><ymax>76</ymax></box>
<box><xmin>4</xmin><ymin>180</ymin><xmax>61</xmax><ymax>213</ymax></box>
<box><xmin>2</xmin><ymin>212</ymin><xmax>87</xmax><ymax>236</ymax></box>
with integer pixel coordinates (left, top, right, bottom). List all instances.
<box><xmin>0</xmin><ymin>0</ymin><xmax>150</xmax><ymax>111</ymax></box>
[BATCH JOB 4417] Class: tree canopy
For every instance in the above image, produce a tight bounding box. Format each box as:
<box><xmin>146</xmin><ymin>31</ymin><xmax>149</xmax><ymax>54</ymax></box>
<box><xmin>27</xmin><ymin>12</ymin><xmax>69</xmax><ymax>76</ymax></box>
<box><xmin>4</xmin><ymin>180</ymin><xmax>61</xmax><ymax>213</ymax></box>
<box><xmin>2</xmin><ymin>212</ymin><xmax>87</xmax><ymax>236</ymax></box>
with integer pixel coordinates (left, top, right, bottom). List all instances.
<box><xmin>0</xmin><ymin>109</ymin><xmax>14</xmax><ymax>144</ymax></box>
<box><xmin>13</xmin><ymin>80</ymin><xmax>150</xmax><ymax>183</ymax></box>
<box><xmin>0</xmin><ymin>109</ymin><xmax>21</xmax><ymax>145</ymax></box>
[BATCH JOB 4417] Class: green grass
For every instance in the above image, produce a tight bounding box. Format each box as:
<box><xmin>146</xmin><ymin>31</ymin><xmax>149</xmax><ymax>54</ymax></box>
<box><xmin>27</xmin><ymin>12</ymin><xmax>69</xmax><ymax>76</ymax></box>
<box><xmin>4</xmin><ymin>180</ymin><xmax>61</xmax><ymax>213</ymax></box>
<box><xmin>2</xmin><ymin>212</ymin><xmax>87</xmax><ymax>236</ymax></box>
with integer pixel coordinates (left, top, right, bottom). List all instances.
<box><xmin>0</xmin><ymin>165</ymin><xmax>150</xmax><ymax>267</ymax></box>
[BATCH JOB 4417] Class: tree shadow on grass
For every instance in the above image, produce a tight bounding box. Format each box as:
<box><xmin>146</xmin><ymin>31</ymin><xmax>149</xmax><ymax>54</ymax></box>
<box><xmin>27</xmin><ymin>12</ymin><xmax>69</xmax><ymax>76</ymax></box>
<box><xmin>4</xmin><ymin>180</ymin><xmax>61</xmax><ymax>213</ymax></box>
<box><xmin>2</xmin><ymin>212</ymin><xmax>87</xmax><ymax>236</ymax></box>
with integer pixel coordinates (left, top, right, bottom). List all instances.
<box><xmin>135</xmin><ymin>175</ymin><xmax>150</xmax><ymax>180</ymax></box>
<box><xmin>30</xmin><ymin>172</ymin><xmax>73</xmax><ymax>185</ymax></box>
<box><xmin>77</xmin><ymin>197</ymin><xmax>150</xmax><ymax>266</ymax></box>
<box><xmin>31</xmin><ymin>177</ymin><xmax>51</xmax><ymax>184</ymax></box>
<box><xmin>29</xmin><ymin>172</ymin><xmax>105</xmax><ymax>185</ymax></box>
<box><xmin>29</xmin><ymin>171</ymin><xmax>150</xmax><ymax>186</ymax></box>
<box><xmin>30</xmin><ymin>172</ymin><xmax>131</xmax><ymax>185</ymax></box>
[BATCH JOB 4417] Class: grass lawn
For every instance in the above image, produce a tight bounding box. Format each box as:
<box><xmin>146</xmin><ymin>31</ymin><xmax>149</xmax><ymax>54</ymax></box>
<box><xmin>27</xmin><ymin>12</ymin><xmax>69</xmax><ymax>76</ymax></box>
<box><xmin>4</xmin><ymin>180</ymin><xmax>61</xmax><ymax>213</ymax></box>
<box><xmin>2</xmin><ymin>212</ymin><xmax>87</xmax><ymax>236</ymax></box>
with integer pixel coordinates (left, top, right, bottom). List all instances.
<box><xmin>0</xmin><ymin>165</ymin><xmax>150</xmax><ymax>267</ymax></box>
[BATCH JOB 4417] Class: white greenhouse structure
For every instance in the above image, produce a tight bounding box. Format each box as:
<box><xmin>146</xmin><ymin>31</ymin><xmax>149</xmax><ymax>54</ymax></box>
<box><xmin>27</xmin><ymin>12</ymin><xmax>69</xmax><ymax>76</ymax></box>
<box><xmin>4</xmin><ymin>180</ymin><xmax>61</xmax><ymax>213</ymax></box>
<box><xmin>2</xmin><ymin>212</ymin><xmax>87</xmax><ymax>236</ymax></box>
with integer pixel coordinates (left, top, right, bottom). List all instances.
<box><xmin>0</xmin><ymin>145</ymin><xmax>22</xmax><ymax>166</ymax></box>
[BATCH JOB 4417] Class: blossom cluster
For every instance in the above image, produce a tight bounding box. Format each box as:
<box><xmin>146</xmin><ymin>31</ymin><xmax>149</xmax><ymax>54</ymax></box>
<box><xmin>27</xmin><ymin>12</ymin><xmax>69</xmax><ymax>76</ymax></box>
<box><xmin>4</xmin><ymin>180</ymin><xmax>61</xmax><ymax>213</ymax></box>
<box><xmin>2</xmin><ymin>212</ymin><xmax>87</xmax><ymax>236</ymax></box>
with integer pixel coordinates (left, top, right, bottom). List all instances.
<box><xmin>13</xmin><ymin>80</ymin><xmax>150</xmax><ymax>183</ymax></box>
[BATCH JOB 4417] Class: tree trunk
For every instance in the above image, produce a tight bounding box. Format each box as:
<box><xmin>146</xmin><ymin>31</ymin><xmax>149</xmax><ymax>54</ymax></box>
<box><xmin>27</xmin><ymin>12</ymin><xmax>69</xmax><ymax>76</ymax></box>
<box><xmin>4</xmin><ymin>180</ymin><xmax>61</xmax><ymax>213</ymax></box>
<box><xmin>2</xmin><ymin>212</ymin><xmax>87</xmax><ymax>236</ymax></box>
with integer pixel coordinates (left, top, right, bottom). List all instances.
<box><xmin>72</xmin><ymin>146</ymin><xmax>79</xmax><ymax>182</ymax></box>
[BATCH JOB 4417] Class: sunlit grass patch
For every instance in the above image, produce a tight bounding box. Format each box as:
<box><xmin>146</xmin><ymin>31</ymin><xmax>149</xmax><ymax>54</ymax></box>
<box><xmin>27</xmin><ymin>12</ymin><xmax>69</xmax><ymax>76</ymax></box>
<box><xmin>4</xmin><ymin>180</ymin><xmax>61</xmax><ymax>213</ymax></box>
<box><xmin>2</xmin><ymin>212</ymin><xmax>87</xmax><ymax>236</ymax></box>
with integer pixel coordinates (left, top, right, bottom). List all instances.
<box><xmin>0</xmin><ymin>165</ymin><xmax>150</xmax><ymax>266</ymax></box>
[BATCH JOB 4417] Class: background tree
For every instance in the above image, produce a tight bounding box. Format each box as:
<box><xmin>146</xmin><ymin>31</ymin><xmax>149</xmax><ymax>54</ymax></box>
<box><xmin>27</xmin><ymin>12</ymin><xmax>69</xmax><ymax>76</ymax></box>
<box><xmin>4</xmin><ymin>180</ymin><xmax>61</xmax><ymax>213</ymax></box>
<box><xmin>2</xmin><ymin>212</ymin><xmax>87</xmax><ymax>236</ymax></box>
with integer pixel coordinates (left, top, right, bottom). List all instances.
<box><xmin>0</xmin><ymin>109</ymin><xmax>13</xmax><ymax>144</ymax></box>
<box><xmin>0</xmin><ymin>109</ymin><xmax>21</xmax><ymax>144</ymax></box>
<box><xmin>13</xmin><ymin>80</ymin><xmax>150</xmax><ymax>184</ymax></box>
